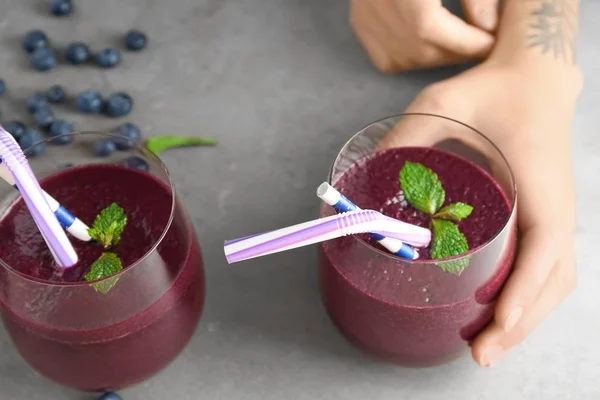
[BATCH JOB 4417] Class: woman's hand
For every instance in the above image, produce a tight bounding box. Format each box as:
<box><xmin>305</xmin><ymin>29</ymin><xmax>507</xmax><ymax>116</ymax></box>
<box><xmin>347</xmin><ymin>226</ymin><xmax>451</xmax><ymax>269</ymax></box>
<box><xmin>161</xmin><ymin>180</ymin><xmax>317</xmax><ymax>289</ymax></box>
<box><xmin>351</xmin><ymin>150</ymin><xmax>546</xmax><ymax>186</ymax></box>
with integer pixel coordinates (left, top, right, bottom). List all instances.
<box><xmin>350</xmin><ymin>0</ymin><xmax>499</xmax><ymax>72</ymax></box>
<box><xmin>379</xmin><ymin>61</ymin><xmax>582</xmax><ymax>366</ymax></box>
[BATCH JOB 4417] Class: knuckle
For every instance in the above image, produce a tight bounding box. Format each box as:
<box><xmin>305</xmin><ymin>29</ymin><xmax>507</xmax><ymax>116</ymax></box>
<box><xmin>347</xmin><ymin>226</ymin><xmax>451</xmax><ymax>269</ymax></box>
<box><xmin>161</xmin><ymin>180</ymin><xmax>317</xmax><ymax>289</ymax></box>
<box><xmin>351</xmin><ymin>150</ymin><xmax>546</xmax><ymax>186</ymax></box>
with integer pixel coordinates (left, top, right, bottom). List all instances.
<box><xmin>413</xmin><ymin>14</ymin><xmax>434</xmax><ymax>40</ymax></box>
<box><xmin>412</xmin><ymin>84</ymin><xmax>454</xmax><ymax>112</ymax></box>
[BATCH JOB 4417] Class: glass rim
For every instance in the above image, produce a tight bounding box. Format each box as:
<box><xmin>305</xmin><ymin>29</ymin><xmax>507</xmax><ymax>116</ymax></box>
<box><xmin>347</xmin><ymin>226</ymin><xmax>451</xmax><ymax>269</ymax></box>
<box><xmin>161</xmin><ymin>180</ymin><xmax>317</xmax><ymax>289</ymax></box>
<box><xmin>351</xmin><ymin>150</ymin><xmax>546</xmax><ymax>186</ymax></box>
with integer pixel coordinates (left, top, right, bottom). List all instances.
<box><xmin>0</xmin><ymin>131</ymin><xmax>177</xmax><ymax>287</ymax></box>
<box><xmin>327</xmin><ymin>112</ymin><xmax>517</xmax><ymax>264</ymax></box>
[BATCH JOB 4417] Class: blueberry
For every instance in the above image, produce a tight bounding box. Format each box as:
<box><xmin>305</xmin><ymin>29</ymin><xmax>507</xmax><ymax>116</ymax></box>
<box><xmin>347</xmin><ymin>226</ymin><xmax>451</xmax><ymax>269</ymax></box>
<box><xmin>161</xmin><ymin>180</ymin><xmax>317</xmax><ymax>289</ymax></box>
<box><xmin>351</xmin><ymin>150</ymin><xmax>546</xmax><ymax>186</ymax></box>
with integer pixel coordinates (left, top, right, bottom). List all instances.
<box><xmin>113</xmin><ymin>122</ymin><xmax>141</xmax><ymax>150</ymax></box>
<box><xmin>49</xmin><ymin>120</ymin><xmax>74</xmax><ymax>145</ymax></box>
<box><xmin>49</xmin><ymin>0</ymin><xmax>73</xmax><ymax>16</ymax></box>
<box><xmin>104</xmin><ymin>92</ymin><xmax>133</xmax><ymax>117</ymax></box>
<box><xmin>30</xmin><ymin>48</ymin><xmax>57</xmax><ymax>71</ymax></box>
<box><xmin>33</xmin><ymin>107</ymin><xmax>54</xmax><ymax>128</ymax></box>
<box><xmin>76</xmin><ymin>90</ymin><xmax>103</xmax><ymax>114</ymax></box>
<box><xmin>121</xmin><ymin>156</ymin><xmax>149</xmax><ymax>172</ymax></box>
<box><xmin>0</xmin><ymin>80</ymin><xmax>5</xmax><ymax>95</ymax></box>
<box><xmin>125</xmin><ymin>30</ymin><xmax>147</xmax><ymax>51</ymax></box>
<box><xmin>65</xmin><ymin>42</ymin><xmax>90</xmax><ymax>65</ymax></box>
<box><xmin>26</xmin><ymin>93</ymin><xmax>49</xmax><ymax>113</ymax></box>
<box><xmin>23</xmin><ymin>30</ymin><xmax>49</xmax><ymax>54</ymax></box>
<box><xmin>19</xmin><ymin>129</ymin><xmax>45</xmax><ymax>157</ymax></box>
<box><xmin>3</xmin><ymin>121</ymin><xmax>27</xmax><ymax>141</ymax></box>
<box><xmin>97</xmin><ymin>392</ymin><xmax>122</xmax><ymax>400</ymax></box>
<box><xmin>94</xmin><ymin>139</ymin><xmax>116</xmax><ymax>157</ymax></box>
<box><xmin>47</xmin><ymin>85</ymin><xmax>66</xmax><ymax>103</ymax></box>
<box><xmin>57</xmin><ymin>162</ymin><xmax>74</xmax><ymax>170</ymax></box>
<box><xmin>95</xmin><ymin>48</ymin><xmax>121</xmax><ymax>68</ymax></box>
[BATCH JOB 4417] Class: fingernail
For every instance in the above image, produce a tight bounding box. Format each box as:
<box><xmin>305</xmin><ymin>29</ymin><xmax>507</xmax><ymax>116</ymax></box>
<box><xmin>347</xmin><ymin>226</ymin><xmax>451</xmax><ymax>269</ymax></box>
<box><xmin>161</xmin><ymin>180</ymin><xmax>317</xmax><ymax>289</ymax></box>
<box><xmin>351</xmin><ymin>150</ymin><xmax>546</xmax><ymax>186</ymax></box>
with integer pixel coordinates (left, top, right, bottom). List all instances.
<box><xmin>504</xmin><ymin>306</ymin><xmax>523</xmax><ymax>332</ymax></box>
<box><xmin>478</xmin><ymin>9</ymin><xmax>498</xmax><ymax>31</ymax></box>
<box><xmin>481</xmin><ymin>344</ymin><xmax>504</xmax><ymax>367</ymax></box>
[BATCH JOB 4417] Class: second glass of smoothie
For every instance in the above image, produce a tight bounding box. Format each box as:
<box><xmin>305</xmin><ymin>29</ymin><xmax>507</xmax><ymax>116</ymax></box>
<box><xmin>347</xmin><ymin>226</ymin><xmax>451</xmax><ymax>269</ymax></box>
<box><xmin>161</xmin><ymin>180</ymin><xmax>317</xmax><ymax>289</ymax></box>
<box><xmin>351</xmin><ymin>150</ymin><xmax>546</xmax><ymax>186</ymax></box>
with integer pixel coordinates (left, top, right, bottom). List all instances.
<box><xmin>319</xmin><ymin>114</ymin><xmax>517</xmax><ymax>367</ymax></box>
<box><xmin>0</xmin><ymin>132</ymin><xmax>205</xmax><ymax>391</ymax></box>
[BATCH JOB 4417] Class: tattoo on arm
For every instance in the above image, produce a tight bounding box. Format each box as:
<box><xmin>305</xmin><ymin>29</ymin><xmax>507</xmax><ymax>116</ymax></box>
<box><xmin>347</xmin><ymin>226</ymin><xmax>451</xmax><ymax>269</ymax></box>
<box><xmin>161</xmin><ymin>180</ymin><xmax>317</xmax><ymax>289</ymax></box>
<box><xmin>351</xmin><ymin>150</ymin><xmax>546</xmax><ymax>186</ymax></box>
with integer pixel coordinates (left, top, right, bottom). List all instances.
<box><xmin>527</xmin><ymin>0</ymin><xmax>578</xmax><ymax>64</ymax></box>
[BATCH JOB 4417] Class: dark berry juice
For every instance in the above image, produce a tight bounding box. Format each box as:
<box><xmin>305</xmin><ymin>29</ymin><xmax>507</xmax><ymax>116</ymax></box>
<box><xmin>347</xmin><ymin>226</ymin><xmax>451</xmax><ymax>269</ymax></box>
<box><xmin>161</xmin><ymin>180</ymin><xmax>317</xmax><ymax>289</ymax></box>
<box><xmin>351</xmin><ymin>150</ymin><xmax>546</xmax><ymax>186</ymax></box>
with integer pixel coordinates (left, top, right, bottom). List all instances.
<box><xmin>319</xmin><ymin>147</ymin><xmax>516</xmax><ymax>367</ymax></box>
<box><xmin>0</xmin><ymin>164</ymin><xmax>205</xmax><ymax>391</ymax></box>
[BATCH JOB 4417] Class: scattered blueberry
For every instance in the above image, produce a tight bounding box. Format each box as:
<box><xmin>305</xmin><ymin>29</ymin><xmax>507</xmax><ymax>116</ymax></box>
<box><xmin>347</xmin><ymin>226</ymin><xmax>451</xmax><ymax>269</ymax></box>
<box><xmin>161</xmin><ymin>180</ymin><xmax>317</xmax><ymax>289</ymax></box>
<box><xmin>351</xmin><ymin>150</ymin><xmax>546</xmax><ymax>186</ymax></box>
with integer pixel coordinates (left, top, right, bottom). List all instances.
<box><xmin>65</xmin><ymin>42</ymin><xmax>91</xmax><ymax>64</ymax></box>
<box><xmin>121</xmin><ymin>156</ymin><xmax>149</xmax><ymax>172</ymax></box>
<box><xmin>76</xmin><ymin>90</ymin><xmax>103</xmax><ymax>113</ymax></box>
<box><xmin>23</xmin><ymin>30</ymin><xmax>49</xmax><ymax>53</ymax></box>
<box><xmin>49</xmin><ymin>0</ymin><xmax>73</xmax><ymax>16</ymax></box>
<box><xmin>94</xmin><ymin>139</ymin><xmax>116</xmax><ymax>157</ymax></box>
<box><xmin>30</xmin><ymin>47</ymin><xmax>57</xmax><ymax>71</ymax></box>
<box><xmin>47</xmin><ymin>85</ymin><xmax>66</xmax><ymax>103</ymax></box>
<box><xmin>125</xmin><ymin>30</ymin><xmax>147</xmax><ymax>51</ymax></box>
<box><xmin>19</xmin><ymin>129</ymin><xmax>45</xmax><ymax>156</ymax></box>
<box><xmin>97</xmin><ymin>392</ymin><xmax>122</xmax><ymax>400</ymax></box>
<box><xmin>3</xmin><ymin>121</ymin><xmax>27</xmax><ymax>141</ymax></box>
<box><xmin>26</xmin><ymin>93</ymin><xmax>49</xmax><ymax>113</ymax></box>
<box><xmin>113</xmin><ymin>122</ymin><xmax>141</xmax><ymax>150</ymax></box>
<box><xmin>95</xmin><ymin>48</ymin><xmax>121</xmax><ymax>68</ymax></box>
<box><xmin>33</xmin><ymin>107</ymin><xmax>55</xmax><ymax>128</ymax></box>
<box><xmin>0</xmin><ymin>80</ymin><xmax>5</xmax><ymax>95</ymax></box>
<box><xmin>49</xmin><ymin>120</ymin><xmax>74</xmax><ymax>144</ymax></box>
<box><xmin>104</xmin><ymin>92</ymin><xmax>133</xmax><ymax>117</ymax></box>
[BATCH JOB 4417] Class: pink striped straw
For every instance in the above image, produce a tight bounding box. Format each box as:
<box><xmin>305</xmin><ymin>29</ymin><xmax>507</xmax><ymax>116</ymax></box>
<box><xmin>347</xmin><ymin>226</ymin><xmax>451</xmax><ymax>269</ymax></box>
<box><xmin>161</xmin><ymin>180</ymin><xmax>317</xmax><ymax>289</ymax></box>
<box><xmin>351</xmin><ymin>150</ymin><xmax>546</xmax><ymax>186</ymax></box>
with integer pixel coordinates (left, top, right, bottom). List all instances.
<box><xmin>224</xmin><ymin>209</ymin><xmax>431</xmax><ymax>264</ymax></box>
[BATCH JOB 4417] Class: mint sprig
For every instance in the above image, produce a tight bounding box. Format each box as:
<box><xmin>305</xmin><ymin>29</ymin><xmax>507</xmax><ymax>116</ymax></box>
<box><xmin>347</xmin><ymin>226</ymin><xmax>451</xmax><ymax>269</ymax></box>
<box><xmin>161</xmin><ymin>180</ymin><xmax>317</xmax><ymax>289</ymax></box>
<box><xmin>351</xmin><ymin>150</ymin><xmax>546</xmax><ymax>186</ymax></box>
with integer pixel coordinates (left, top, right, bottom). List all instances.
<box><xmin>87</xmin><ymin>203</ymin><xmax>127</xmax><ymax>249</ymax></box>
<box><xmin>399</xmin><ymin>161</ymin><xmax>474</xmax><ymax>275</ymax></box>
<box><xmin>399</xmin><ymin>162</ymin><xmax>445</xmax><ymax>215</ymax></box>
<box><xmin>84</xmin><ymin>203</ymin><xmax>128</xmax><ymax>293</ymax></box>
<box><xmin>146</xmin><ymin>135</ymin><xmax>217</xmax><ymax>155</ymax></box>
<box><xmin>84</xmin><ymin>252</ymin><xmax>123</xmax><ymax>294</ymax></box>
<box><xmin>434</xmin><ymin>202</ymin><xmax>473</xmax><ymax>221</ymax></box>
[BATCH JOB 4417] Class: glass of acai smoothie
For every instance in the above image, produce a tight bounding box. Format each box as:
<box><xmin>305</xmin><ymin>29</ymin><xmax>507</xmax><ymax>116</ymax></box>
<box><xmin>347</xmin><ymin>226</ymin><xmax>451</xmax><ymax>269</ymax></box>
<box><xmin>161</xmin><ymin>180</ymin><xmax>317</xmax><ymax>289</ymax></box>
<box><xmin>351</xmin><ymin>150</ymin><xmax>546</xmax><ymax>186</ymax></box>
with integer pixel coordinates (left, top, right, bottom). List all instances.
<box><xmin>319</xmin><ymin>114</ymin><xmax>517</xmax><ymax>367</ymax></box>
<box><xmin>0</xmin><ymin>132</ymin><xmax>205</xmax><ymax>391</ymax></box>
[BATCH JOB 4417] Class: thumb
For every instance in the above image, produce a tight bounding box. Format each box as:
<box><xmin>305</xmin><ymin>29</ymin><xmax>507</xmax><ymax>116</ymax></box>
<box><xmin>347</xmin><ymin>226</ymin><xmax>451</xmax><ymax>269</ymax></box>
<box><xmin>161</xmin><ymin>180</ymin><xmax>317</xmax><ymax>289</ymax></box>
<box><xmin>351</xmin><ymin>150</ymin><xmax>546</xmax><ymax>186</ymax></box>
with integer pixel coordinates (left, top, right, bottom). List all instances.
<box><xmin>377</xmin><ymin>85</ymin><xmax>474</xmax><ymax>150</ymax></box>
<box><xmin>426</xmin><ymin>7</ymin><xmax>495</xmax><ymax>58</ymax></box>
<box><xmin>461</xmin><ymin>0</ymin><xmax>501</xmax><ymax>32</ymax></box>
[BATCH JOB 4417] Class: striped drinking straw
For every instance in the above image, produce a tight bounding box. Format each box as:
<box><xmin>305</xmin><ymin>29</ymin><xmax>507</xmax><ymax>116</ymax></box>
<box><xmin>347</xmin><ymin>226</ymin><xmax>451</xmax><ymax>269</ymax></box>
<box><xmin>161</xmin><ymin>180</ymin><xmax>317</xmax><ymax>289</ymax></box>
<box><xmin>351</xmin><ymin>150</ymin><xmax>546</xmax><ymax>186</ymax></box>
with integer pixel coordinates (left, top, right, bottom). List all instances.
<box><xmin>317</xmin><ymin>182</ymin><xmax>418</xmax><ymax>260</ymax></box>
<box><xmin>0</xmin><ymin>128</ymin><xmax>78</xmax><ymax>268</ymax></box>
<box><xmin>0</xmin><ymin>161</ymin><xmax>91</xmax><ymax>242</ymax></box>
<box><xmin>224</xmin><ymin>209</ymin><xmax>431</xmax><ymax>264</ymax></box>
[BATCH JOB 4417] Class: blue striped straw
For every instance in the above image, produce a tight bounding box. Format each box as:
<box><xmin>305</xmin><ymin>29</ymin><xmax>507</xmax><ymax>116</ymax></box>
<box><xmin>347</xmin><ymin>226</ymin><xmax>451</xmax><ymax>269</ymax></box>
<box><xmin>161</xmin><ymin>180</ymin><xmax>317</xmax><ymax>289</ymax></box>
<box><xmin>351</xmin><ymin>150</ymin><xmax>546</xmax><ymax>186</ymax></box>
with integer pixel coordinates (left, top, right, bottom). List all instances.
<box><xmin>0</xmin><ymin>128</ymin><xmax>78</xmax><ymax>268</ymax></box>
<box><xmin>0</xmin><ymin>161</ymin><xmax>91</xmax><ymax>242</ymax></box>
<box><xmin>317</xmin><ymin>182</ymin><xmax>418</xmax><ymax>260</ymax></box>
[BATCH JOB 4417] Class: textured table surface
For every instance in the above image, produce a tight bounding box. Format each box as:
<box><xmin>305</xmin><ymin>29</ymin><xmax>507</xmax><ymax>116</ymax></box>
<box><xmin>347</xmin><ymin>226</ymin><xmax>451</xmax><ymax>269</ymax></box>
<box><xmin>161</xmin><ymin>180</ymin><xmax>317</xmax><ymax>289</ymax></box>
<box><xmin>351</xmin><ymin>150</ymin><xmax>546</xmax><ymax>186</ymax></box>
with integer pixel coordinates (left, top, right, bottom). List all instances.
<box><xmin>0</xmin><ymin>1</ymin><xmax>598</xmax><ymax>399</ymax></box>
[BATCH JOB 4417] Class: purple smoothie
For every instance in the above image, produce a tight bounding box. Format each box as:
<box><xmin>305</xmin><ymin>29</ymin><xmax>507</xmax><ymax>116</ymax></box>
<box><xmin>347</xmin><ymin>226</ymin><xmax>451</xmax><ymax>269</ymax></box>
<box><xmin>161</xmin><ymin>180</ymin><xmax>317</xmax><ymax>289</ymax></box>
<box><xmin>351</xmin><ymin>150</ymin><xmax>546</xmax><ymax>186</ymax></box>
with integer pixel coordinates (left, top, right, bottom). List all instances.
<box><xmin>319</xmin><ymin>147</ymin><xmax>516</xmax><ymax>367</ymax></box>
<box><xmin>0</xmin><ymin>164</ymin><xmax>205</xmax><ymax>391</ymax></box>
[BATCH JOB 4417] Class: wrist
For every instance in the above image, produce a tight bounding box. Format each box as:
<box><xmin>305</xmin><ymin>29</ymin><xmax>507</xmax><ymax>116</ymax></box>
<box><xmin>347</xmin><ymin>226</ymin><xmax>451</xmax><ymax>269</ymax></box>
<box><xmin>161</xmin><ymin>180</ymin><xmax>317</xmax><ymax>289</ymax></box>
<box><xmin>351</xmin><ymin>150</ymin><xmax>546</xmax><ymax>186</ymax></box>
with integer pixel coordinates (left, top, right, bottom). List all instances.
<box><xmin>486</xmin><ymin>55</ymin><xmax>583</xmax><ymax>104</ymax></box>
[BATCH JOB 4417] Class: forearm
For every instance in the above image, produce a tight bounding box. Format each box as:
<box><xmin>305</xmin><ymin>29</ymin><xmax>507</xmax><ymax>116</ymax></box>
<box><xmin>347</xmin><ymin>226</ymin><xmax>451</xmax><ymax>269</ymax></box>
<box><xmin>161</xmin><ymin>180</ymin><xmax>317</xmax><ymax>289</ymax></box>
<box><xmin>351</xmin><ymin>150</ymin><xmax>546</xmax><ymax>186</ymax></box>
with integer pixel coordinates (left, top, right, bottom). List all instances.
<box><xmin>491</xmin><ymin>0</ymin><xmax>580</xmax><ymax>78</ymax></box>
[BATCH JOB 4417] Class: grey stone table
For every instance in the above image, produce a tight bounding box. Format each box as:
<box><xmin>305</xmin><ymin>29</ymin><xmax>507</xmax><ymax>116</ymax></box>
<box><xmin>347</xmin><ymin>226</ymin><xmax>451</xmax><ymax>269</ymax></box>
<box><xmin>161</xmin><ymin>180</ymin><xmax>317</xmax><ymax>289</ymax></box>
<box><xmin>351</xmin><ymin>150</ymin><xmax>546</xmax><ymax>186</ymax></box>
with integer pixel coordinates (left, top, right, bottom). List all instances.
<box><xmin>0</xmin><ymin>1</ymin><xmax>598</xmax><ymax>399</ymax></box>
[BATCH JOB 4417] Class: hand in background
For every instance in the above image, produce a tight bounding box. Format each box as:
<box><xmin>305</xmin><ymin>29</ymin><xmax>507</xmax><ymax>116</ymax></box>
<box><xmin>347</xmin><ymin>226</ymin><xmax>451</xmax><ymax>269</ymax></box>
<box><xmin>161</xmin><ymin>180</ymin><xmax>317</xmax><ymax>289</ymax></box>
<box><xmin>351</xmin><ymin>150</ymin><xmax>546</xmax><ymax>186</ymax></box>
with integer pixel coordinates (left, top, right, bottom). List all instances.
<box><xmin>379</xmin><ymin>60</ymin><xmax>582</xmax><ymax>366</ymax></box>
<box><xmin>350</xmin><ymin>0</ymin><xmax>499</xmax><ymax>72</ymax></box>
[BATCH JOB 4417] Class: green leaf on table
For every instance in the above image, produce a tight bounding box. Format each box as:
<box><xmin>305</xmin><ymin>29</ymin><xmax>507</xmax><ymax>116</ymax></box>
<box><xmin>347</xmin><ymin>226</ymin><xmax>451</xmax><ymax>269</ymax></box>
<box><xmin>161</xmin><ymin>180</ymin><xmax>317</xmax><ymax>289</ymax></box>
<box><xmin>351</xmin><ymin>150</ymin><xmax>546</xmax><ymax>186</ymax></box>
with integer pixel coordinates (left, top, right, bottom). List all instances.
<box><xmin>87</xmin><ymin>202</ymin><xmax>127</xmax><ymax>249</ymax></box>
<box><xmin>399</xmin><ymin>161</ymin><xmax>445</xmax><ymax>215</ymax></box>
<box><xmin>146</xmin><ymin>135</ymin><xmax>217</xmax><ymax>155</ymax></box>
<box><xmin>433</xmin><ymin>202</ymin><xmax>474</xmax><ymax>221</ymax></box>
<box><xmin>84</xmin><ymin>252</ymin><xmax>123</xmax><ymax>294</ymax></box>
<box><xmin>430</xmin><ymin>219</ymin><xmax>470</xmax><ymax>276</ymax></box>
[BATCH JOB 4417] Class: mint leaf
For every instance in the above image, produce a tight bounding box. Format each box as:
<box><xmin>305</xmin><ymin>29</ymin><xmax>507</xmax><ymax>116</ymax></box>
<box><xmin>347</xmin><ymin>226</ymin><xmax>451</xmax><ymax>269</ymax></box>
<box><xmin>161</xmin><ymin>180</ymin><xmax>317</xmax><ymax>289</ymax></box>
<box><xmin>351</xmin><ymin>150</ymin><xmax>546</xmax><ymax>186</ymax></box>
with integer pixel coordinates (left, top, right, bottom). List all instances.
<box><xmin>146</xmin><ymin>135</ymin><xmax>217</xmax><ymax>155</ymax></box>
<box><xmin>430</xmin><ymin>219</ymin><xmax>470</xmax><ymax>275</ymax></box>
<box><xmin>435</xmin><ymin>257</ymin><xmax>471</xmax><ymax>276</ymax></box>
<box><xmin>434</xmin><ymin>202</ymin><xmax>474</xmax><ymax>221</ymax></box>
<box><xmin>87</xmin><ymin>203</ymin><xmax>127</xmax><ymax>249</ymax></box>
<box><xmin>84</xmin><ymin>252</ymin><xmax>123</xmax><ymax>294</ymax></box>
<box><xmin>399</xmin><ymin>162</ymin><xmax>445</xmax><ymax>215</ymax></box>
